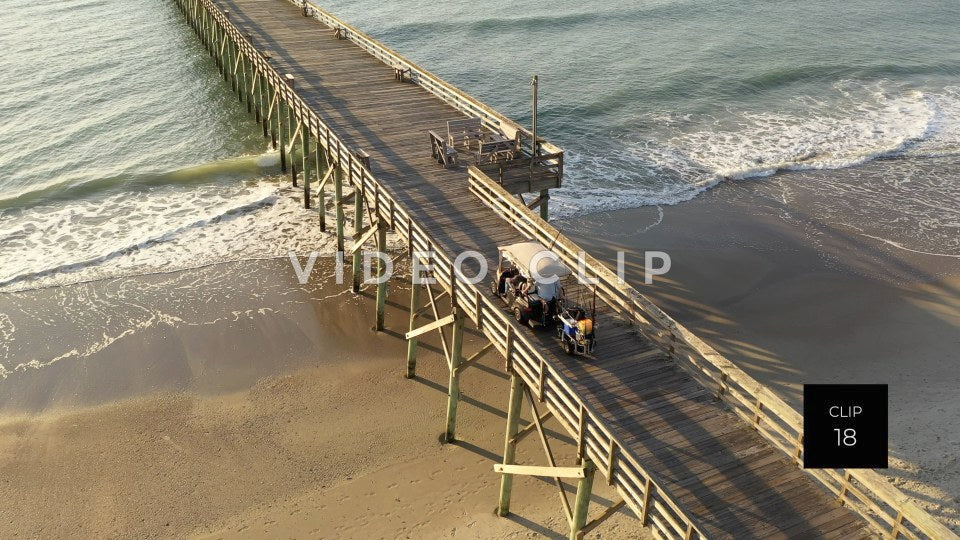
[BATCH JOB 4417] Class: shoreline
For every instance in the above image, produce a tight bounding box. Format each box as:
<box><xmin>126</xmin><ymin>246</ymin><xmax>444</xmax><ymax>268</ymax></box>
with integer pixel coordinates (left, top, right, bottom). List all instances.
<box><xmin>0</xmin><ymin>258</ymin><xmax>644</xmax><ymax>538</ymax></box>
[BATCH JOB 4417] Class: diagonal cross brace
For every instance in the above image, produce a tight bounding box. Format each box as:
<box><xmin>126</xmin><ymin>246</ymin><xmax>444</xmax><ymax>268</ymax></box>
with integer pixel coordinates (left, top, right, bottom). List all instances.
<box><xmin>405</xmin><ymin>313</ymin><xmax>455</xmax><ymax>341</ymax></box>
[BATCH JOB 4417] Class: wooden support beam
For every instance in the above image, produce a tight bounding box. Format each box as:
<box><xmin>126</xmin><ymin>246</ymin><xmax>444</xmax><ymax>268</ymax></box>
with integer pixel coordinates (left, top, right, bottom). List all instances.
<box><xmin>579</xmin><ymin>499</ymin><xmax>625</xmax><ymax>538</ymax></box>
<box><xmin>349</xmin><ymin>222</ymin><xmax>380</xmax><ymax>255</ymax></box>
<box><xmin>375</xmin><ymin>223</ymin><xmax>388</xmax><ymax>331</ymax></box>
<box><xmin>494</xmin><ymin>464</ymin><xmax>586</xmax><ymax>479</ymax></box>
<box><xmin>267</xmin><ymin>87</ymin><xmax>278</xmax><ymax>149</ymax></box>
<box><xmin>570</xmin><ymin>460</ymin><xmax>596</xmax><ymax>540</ymax></box>
<box><xmin>497</xmin><ymin>374</ymin><xmax>525</xmax><ymax>517</ymax></box>
<box><xmin>424</xmin><ymin>283</ymin><xmax>452</xmax><ymax>363</ymax></box>
<box><xmin>260</xmin><ymin>72</ymin><xmax>269</xmax><ymax>137</ymax></box>
<box><xmin>525</xmin><ymin>387</ymin><xmax>574</xmax><ymax>524</ymax></box>
<box><xmin>456</xmin><ymin>342</ymin><xmax>494</xmax><ymax>375</ymax></box>
<box><xmin>315</xmin><ymin>141</ymin><xmax>326</xmax><ymax>230</ymax></box>
<box><xmin>288</xmin><ymin>92</ymin><xmax>297</xmax><ymax>186</ymax></box>
<box><xmin>302</xmin><ymin>129</ymin><xmax>311</xmax><ymax>208</ymax></box>
<box><xmin>512</xmin><ymin>410</ymin><xmax>553</xmax><ymax>445</ymax></box>
<box><xmin>413</xmin><ymin>290</ymin><xmax>447</xmax><ymax>317</ymax></box>
<box><xmin>317</xmin><ymin>162</ymin><xmax>336</xmax><ymax>192</ymax></box>
<box><xmin>265</xmin><ymin>91</ymin><xmax>279</xmax><ymax>129</ymax></box>
<box><xmin>333</xmin><ymin>163</ymin><xmax>345</xmax><ymax>253</ymax></box>
<box><xmin>405</xmin><ymin>279</ymin><xmax>421</xmax><ymax>378</ymax></box>
<box><xmin>442</xmin><ymin>309</ymin><xmax>465</xmax><ymax>443</ymax></box>
<box><xmin>251</xmin><ymin>70</ymin><xmax>261</xmax><ymax>121</ymax></box>
<box><xmin>238</xmin><ymin>51</ymin><xmax>248</xmax><ymax>107</ymax></box>
<box><xmin>286</xmin><ymin>120</ymin><xmax>303</xmax><ymax>158</ymax></box>
<box><xmin>351</xmin><ymin>183</ymin><xmax>364</xmax><ymax>293</ymax></box>
<box><xmin>404</xmin><ymin>313</ymin><xmax>455</xmax><ymax>341</ymax></box>
<box><xmin>278</xmin><ymin>98</ymin><xmax>287</xmax><ymax>172</ymax></box>
<box><xmin>539</xmin><ymin>189</ymin><xmax>550</xmax><ymax>221</ymax></box>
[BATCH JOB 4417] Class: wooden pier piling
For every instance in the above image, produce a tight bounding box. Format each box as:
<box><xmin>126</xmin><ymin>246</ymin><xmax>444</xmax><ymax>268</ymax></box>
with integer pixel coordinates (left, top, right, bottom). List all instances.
<box><xmin>316</xmin><ymin>143</ymin><xmax>327</xmax><ymax>229</ymax></box>
<box><xmin>442</xmin><ymin>307</ymin><xmax>464</xmax><ymax>443</ymax></box>
<box><xmin>404</xmin><ymin>276</ymin><xmax>421</xmax><ymax>378</ymax></box>
<box><xmin>301</xmin><ymin>129</ymin><xmax>311</xmax><ymax>208</ymax></box>
<box><xmin>334</xmin><ymin>163</ymin><xmax>345</xmax><ymax>252</ymax></box>
<box><xmin>277</xmin><ymin>96</ymin><xmax>287</xmax><ymax>172</ymax></box>
<box><xmin>374</xmin><ymin>222</ymin><xmax>388</xmax><ymax>330</ymax></box>
<box><xmin>351</xmin><ymin>185</ymin><xmax>363</xmax><ymax>293</ymax></box>
<box><xmin>570</xmin><ymin>460</ymin><xmax>596</xmax><ymax>539</ymax></box>
<box><xmin>497</xmin><ymin>373</ymin><xmax>525</xmax><ymax>516</ymax></box>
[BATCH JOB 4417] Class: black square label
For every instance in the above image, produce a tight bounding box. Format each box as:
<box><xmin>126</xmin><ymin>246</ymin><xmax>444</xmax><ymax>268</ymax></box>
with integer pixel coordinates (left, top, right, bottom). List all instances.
<box><xmin>803</xmin><ymin>384</ymin><xmax>887</xmax><ymax>469</ymax></box>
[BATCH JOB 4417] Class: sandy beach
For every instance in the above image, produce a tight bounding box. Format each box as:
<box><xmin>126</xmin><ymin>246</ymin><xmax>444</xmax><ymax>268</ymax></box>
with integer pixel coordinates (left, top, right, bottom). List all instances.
<box><xmin>0</xmin><ymin>259</ymin><xmax>644</xmax><ymax>538</ymax></box>
<box><xmin>562</xmin><ymin>160</ymin><xmax>960</xmax><ymax>532</ymax></box>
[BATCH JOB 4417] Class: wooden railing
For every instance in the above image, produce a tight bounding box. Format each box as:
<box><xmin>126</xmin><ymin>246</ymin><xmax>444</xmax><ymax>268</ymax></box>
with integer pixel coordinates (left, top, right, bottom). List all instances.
<box><xmin>287</xmin><ymin>0</ymin><xmax>563</xmax><ymax>173</ymax></box>
<box><xmin>467</xmin><ymin>166</ymin><xmax>958</xmax><ymax>540</ymax></box>
<box><xmin>176</xmin><ymin>1</ymin><xmax>707</xmax><ymax>537</ymax></box>
<box><xmin>489</xmin><ymin>151</ymin><xmax>564</xmax><ymax>187</ymax></box>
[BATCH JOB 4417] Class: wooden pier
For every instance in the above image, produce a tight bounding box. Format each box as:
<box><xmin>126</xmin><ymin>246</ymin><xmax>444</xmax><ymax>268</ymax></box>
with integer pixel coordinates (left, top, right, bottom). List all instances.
<box><xmin>172</xmin><ymin>1</ymin><xmax>957</xmax><ymax>538</ymax></box>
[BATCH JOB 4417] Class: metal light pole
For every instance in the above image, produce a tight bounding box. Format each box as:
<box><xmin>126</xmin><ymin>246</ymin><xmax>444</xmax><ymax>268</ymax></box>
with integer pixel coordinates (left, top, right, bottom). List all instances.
<box><xmin>531</xmin><ymin>75</ymin><xmax>539</xmax><ymax>156</ymax></box>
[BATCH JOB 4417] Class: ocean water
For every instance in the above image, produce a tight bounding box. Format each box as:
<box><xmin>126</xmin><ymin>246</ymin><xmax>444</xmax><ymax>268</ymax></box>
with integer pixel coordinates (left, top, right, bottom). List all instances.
<box><xmin>1</xmin><ymin>0</ymin><xmax>959</xmax><ymax>296</ymax></box>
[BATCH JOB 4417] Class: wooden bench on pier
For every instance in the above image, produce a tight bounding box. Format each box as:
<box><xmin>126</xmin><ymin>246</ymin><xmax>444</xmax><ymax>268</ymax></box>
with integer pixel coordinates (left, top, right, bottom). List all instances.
<box><xmin>476</xmin><ymin>137</ymin><xmax>517</xmax><ymax>164</ymax></box>
<box><xmin>429</xmin><ymin>130</ymin><xmax>458</xmax><ymax>168</ymax></box>
<box><xmin>446</xmin><ymin>117</ymin><xmax>484</xmax><ymax>150</ymax></box>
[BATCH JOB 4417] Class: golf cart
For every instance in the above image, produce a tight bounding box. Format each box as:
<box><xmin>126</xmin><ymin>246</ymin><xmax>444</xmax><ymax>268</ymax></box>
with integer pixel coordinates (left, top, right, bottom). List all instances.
<box><xmin>557</xmin><ymin>305</ymin><xmax>596</xmax><ymax>356</ymax></box>
<box><xmin>492</xmin><ymin>241</ymin><xmax>570</xmax><ymax>328</ymax></box>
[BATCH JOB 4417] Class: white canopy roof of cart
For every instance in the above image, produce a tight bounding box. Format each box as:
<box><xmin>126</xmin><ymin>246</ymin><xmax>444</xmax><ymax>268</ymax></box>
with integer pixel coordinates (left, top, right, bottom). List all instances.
<box><xmin>498</xmin><ymin>241</ymin><xmax>571</xmax><ymax>280</ymax></box>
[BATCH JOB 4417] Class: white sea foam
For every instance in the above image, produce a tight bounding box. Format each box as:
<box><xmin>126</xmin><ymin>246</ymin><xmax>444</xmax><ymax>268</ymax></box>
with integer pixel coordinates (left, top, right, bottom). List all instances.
<box><xmin>0</xmin><ymin>176</ymin><xmax>345</xmax><ymax>293</ymax></box>
<box><xmin>552</xmin><ymin>81</ymin><xmax>960</xmax><ymax>216</ymax></box>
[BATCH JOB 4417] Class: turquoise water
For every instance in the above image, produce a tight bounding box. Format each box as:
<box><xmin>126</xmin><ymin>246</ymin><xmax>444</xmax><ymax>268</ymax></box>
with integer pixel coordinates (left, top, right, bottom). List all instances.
<box><xmin>1</xmin><ymin>0</ymin><xmax>959</xmax><ymax>292</ymax></box>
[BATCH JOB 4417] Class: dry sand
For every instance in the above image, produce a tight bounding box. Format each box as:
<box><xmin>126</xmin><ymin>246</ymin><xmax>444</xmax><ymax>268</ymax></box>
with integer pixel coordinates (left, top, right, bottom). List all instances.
<box><xmin>0</xmin><ymin>260</ymin><xmax>645</xmax><ymax>538</ymax></box>
<box><xmin>562</xmin><ymin>176</ymin><xmax>960</xmax><ymax>533</ymax></box>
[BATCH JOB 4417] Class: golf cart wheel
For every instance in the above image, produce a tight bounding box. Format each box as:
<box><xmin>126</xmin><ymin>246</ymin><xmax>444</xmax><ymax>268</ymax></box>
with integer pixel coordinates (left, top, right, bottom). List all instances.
<box><xmin>513</xmin><ymin>306</ymin><xmax>526</xmax><ymax>324</ymax></box>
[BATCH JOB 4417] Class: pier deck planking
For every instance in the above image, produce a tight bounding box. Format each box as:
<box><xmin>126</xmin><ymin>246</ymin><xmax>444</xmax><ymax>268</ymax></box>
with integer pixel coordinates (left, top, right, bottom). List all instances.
<box><xmin>187</xmin><ymin>0</ymin><xmax>875</xmax><ymax>537</ymax></box>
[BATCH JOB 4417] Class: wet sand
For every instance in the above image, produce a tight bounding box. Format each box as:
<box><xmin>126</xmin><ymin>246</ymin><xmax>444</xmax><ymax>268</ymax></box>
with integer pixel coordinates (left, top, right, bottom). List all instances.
<box><xmin>0</xmin><ymin>259</ymin><xmax>644</xmax><ymax>538</ymax></box>
<box><xmin>561</xmin><ymin>169</ymin><xmax>960</xmax><ymax>532</ymax></box>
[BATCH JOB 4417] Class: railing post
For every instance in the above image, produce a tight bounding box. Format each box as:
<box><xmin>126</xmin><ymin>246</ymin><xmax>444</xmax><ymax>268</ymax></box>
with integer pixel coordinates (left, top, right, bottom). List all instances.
<box><xmin>442</xmin><ymin>308</ymin><xmax>465</xmax><ymax>443</ymax></box>
<box><xmin>497</xmin><ymin>373</ymin><xmax>525</xmax><ymax>516</ymax></box>
<box><xmin>838</xmin><ymin>471</ymin><xmax>852</xmax><ymax>506</ymax></box>
<box><xmin>890</xmin><ymin>510</ymin><xmax>904</xmax><ymax>539</ymax></box>
<box><xmin>640</xmin><ymin>477</ymin><xmax>652</xmax><ymax>525</ymax></box>
<box><xmin>605</xmin><ymin>439</ymin><xmax>616</xmax><ymax>485</ymax></box>
<box><xmin>570</xmin><ymin>459</ymin><xmax>596</xmax><ymax>540</ymax></box>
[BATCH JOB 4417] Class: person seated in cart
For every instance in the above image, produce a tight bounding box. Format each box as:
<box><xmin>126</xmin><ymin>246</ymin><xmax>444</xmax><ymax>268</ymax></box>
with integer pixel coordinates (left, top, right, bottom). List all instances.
<box><xmin>497</xmin><ymin>264</ymin><xmax>518</xmax><ymax>295</ymax></box>
<box><xmin>492</xmin><ymin>241</ymin><xmax>571</xmax><ymax>327</ymax></box>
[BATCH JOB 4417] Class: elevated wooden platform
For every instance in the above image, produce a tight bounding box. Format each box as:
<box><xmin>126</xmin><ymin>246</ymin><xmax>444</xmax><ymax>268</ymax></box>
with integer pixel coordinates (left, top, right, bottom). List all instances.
<box><xmin>172</xmin><ymin>1</ymin><xmax>957</xmax><ymax>538</ymax></box>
